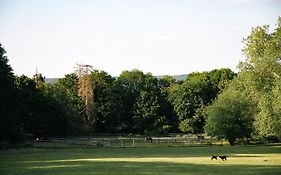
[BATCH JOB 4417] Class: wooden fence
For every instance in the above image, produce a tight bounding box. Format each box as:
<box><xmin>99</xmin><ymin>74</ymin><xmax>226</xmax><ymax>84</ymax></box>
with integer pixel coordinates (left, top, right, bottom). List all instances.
<box><xmin>35</xmin><ymin>134</ymin><xmax>224</xmax><ymax>147</ymax></box>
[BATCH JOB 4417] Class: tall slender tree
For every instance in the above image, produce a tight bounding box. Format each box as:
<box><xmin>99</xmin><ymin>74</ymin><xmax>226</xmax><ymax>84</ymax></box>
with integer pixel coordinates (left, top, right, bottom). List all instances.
<box><xmin>75</xmin><ymin>64</ymin><xmax>96</xmax><ymax>129</ymax></box>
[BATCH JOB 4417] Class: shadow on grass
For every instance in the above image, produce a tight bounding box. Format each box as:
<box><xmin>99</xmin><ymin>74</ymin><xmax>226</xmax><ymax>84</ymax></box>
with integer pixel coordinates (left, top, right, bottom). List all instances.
<box><xmin>1</xmin><ymin>144</ymin><xmax>281</xmax><ymax>159</ymax></box>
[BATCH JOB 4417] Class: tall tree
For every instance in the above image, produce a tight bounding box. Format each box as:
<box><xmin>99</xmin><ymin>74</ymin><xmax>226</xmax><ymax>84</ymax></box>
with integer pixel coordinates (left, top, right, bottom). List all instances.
<box><xmin>113</xmin><ymin>69</ymin><xmax>147</xmax><ymax>133</ymax></box>
<box><xmin>0</xmin><ymin>43</ymin><xmax>24</xmax><ymax>143</ymax></box>
<box><xmin>47</xmin><ymin>73</ymin><xmax>84</xmax><ymax>134</ymax></box>
<box><xmin>75</xmin><ymin>64</ymin><xmax>96</xmax><ymax>130</ymax></box>
<box><xmin>239</xmin><ymin>18</ymin><xmax>281</xmax><ymax>140</ymax></box>
<box><xmin>206</xmin><ymin>17</ymin><xmax>281</xmax><ymax>144</ymax></box>
<box><xmin>133</xmin><ymin>74</ymin><xmax>170</xmax><ymax>135</ymax></box>
<box><xmin>90</xmin><ymin>70</ymin><xmax>115</xmax><ymax>132</ymax></box>
<box><xmin>159</xmin><ymin>76</ymin><xmax>179</xmax><ymax>132</ymax></box>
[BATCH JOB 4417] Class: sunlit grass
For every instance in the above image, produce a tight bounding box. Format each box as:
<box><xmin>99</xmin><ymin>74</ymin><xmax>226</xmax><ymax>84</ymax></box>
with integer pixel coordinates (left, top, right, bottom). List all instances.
<box><xmin>24</xmin><ymin>154</ymin><xmax>281</xmax><ymax>165</ymax></box>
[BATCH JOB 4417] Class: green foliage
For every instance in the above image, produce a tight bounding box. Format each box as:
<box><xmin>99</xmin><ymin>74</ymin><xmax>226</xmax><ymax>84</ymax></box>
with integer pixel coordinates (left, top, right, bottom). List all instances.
<box><xmin>205</xmin><ymin>88</ymin><xmax>254</xmax><ymax>146</ymax></box>
<box><xmin>158</xmin><ymin>75</ymin><xmax>176</xmax><ymax>87</ymax></box>
<box><xmin>112</xmin><ymin>70</ymin><xmax>172</xmax><ymax>134</ymax></box>
<box><xmin>254</xmin><ymin>80</ymin><xmax>281</xmax><ymax>140</ymax></box>
<box><xmin>209</xmin><ymin>68</ymin><xmax>237</xmax><ymax>92</ymax></box>
<box><xmin>47</xmin><ymin>74</ymin><xmax>84</xmax><ymax>134</ymax></box>
<box><xmin>239</xmin><ymin>18</ymin><xmax>281</xmax><ymax>140</ymax></box>
<box><xmin>112</xmin><ymin>69</ymin><xmax>147</xmax><ymax>132</ymax></box>
<box><xmin>134</xmin><ymin>90</ymin><xmax>160</xmax><ymax>134</ymax></box>
<box><xmin>15</xmin><ymin>75</ymin><xmax>72</xmax><ymax>138</ymax></box>
<box><xmin>169</xmin><ymin>69</ymin><xmax>235</xmax><ymax>133</ymax></box>
<box><xmin>206</xmin><ymin>17</ymin><xmax>281</xmax><ymax>144</ymax></box>
<box><xmin>90</xmin><ymin>70</ymin><xmax>116</xmax><ymax>132</ymax></box>
<box><xmin>160</xmin><ymin>77</ymin><xmax>179</xmax><ymax>132</ymax></box>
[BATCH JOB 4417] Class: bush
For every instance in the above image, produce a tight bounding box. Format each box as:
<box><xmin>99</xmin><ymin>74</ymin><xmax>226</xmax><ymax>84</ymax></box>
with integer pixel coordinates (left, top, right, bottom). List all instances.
<box><xmin>263</xmin><ymin>135</ymin><xmax>280</xmax><ymax>143</ymax></box>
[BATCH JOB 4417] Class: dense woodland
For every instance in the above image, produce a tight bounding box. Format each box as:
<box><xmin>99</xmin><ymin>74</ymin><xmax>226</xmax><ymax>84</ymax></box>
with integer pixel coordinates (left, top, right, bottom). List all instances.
<box><xmin>0</xmin><ymin>18</ymin><xmax>280</xmax><ymax>146</ymax></box>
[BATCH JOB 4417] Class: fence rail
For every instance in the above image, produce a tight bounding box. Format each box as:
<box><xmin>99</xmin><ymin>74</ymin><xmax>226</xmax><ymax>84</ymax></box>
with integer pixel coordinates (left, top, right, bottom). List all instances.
<box><xmin>35</xmin><ymin>135</ymin><xmax>224</xmax><ymax>147</ymax></box>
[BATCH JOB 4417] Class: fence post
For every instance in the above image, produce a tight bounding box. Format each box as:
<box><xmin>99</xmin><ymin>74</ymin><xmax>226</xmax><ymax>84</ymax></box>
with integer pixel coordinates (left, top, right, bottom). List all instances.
<box><xmin>133</xmin><ymin>139</ymin><xmax>135</xmax><ymax>146</ymax></box>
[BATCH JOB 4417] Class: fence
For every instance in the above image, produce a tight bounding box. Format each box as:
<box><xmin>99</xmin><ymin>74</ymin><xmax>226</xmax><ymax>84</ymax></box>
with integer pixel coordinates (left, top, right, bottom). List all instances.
<box><xmin>35</xmin><ymin>134</ymin><xmax>224</xmax><ymax>147</ymax></box>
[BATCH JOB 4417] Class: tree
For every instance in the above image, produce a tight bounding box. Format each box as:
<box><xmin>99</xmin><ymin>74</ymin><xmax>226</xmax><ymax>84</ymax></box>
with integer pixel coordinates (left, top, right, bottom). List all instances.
<box><xmin>170</xmin><ymin>72</ymin><xmax>213</xmax><ymax>133</ymax></box>
<box><xmin>271</xmin><ymin>79</ymin><xmax>281</xmax><ymax>139</ymax></box>
<box><xmin>209</xmin><ymin>68</ymin><xmax>237</xmax><ymax>93</ymax></box>
<box><xmin>75</xmin><ymin>64</ymin><xmax>96</xmax><ymax>129</ymax></box>
<box><xmin>16</xmin><ymin>75</ymin><xmax>70</xmax><ymax>138</ymax></box>
<box><xmin>112</xmin><ymin>69</ymin><xmax>147</xmax><ymax>133</ymax></box>
<box><xmin>47</xmin><ymin>73</ymin><xmax>84</xmax><ymax>134</ymax></box>
<box><xmin>33</xmin><ymin>72</ymin><xmax>47</xmax><ymax>91</ymax></box>
<box><xmin>159</xmin><ymin>75</ymin><xmax>176</xmax><ymax>88</ymax></box>
<box><xmin>0</xmin><ymin>43</ymin><xmax>24</xmax><ymax>143</ymax></box>
<box><xmin>110</xmin><ymin>70</ymin><xmax>173</xmax><ymax>134</ymax></box>
<box><xmin>15</xmin><ymin>75</ymin><xmax>37</xmax><ymax>135</ymax></box>
<box><xmin>205</xmin><ymin>87</ymin><xmax>254</xmax><ymax>146</ymax></box>
<box><xmin>134</xmin><ymin>90</ymin><xmax>160</xmax><ymax>134</ymax></box>
<box><xmin>159</xmin><ymin>76</ymin><xmax>179</xmax><ymax>132</ymax></box>
<box><xmin>90</xmin><ymin>70</ymin><xmax>116</xmax><ymax>132</ymax></box>
<box><xmin>239</xmin><ymin>18</ymin><xmax>281</xmax><ymax>140</ymax></box>
<box><xmin>168</xmin><ymin>69</ymin><xmax>236</xmax><ymax>134</ymax></box>
<box><xmin>133</xmin><ymin>75</ymin><xmax>170</xmax><ymax>135</ymax></box>
<box><xmin>206</xmin><ymin>17</ymin><xmax>281</xmax><ymax>143</ymax></box>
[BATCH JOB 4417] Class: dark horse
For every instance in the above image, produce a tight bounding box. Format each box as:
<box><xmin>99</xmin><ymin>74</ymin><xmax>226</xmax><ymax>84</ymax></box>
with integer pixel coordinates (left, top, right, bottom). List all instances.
<box><xmin>145</xmin><ymin>137</ymin><xmax>153</xmax><ymax>143</ymax></box>
<box><xmin>219</xmin><ymin>156</ymin><xmax>228</xmax><ymax>161</ymax></box>
<box><xmin>211</xmin><ymin>155</ymin><xmax>228</xmax><ymax>161</ymax></box>
<box><xmin>211</xmin><ymin>155</ymin><xmax>218</xmax><ymax>160</ymax></box>
<box><xmin>196</xmin><ymin>135</ymin><xmax>204</xmax><ymax>142</ymax></box>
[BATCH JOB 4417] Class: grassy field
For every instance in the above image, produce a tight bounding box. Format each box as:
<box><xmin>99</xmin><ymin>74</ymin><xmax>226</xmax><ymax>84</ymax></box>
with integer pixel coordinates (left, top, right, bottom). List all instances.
<box><xmin>0</xmin><ymin>143</ymin><xmax>281</xmax><ymax>175</ymax></box>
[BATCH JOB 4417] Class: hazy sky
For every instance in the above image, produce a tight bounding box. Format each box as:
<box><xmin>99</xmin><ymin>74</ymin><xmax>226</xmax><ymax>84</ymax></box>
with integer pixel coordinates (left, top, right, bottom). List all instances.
<box><xmin>1</xmin><ymin>0</ymin><xmax>280</xmax><ymax>77</ymax></box>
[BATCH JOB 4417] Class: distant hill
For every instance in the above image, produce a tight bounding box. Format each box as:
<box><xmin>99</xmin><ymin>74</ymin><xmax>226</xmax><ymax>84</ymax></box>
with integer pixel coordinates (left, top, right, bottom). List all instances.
<box><xmin>45</xmin><ymin>74</ymin><xmax>188</xmax><ymax>84</ymax></box>
<box><xmin>174</xmin><ymin>74</ymin><xmax>188</xmax><ymax>81</ymax></box>
<box><xmin>156</xmin><ymin>74</ymin><xmax>188</xmax><ymax>81</ymax></box>
<box><xmin>45</xmin><ymin>78</ymin><xmax>58</xmax><ymax>84</ymax></box>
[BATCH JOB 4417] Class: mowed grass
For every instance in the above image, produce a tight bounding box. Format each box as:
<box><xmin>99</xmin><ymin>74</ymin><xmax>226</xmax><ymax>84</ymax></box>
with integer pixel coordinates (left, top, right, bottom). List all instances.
<box><xmin>0</xmin><ymin>143</ymin><xmax>281</xmax><ymax>175</ymax></box>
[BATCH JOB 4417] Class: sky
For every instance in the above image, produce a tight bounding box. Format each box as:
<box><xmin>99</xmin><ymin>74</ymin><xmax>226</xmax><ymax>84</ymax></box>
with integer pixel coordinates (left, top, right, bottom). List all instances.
<box><xmin>0</xmin><ymin>0</ymin><xmax>280</xmax><ymax>78</ymax></box>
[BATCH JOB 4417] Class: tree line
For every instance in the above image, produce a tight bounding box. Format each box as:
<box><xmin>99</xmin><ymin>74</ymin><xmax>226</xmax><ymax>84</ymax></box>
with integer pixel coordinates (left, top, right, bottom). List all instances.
<box><xmin>0</xmin><ymin>44</ymin><xmax>236</xmax><ymax>143</ymax></box>
<box><xmin>1</xmin><ymin>18</ymin><xmax>280</xmax><ymax>146</ymax></box>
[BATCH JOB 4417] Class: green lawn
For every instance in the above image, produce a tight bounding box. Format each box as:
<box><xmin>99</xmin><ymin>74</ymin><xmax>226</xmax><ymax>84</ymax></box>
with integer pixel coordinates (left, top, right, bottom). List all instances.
<box><xmin>0</xmin><ymin>144</ymin><xmax>281</xmax><ymax>175</ymax></box>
